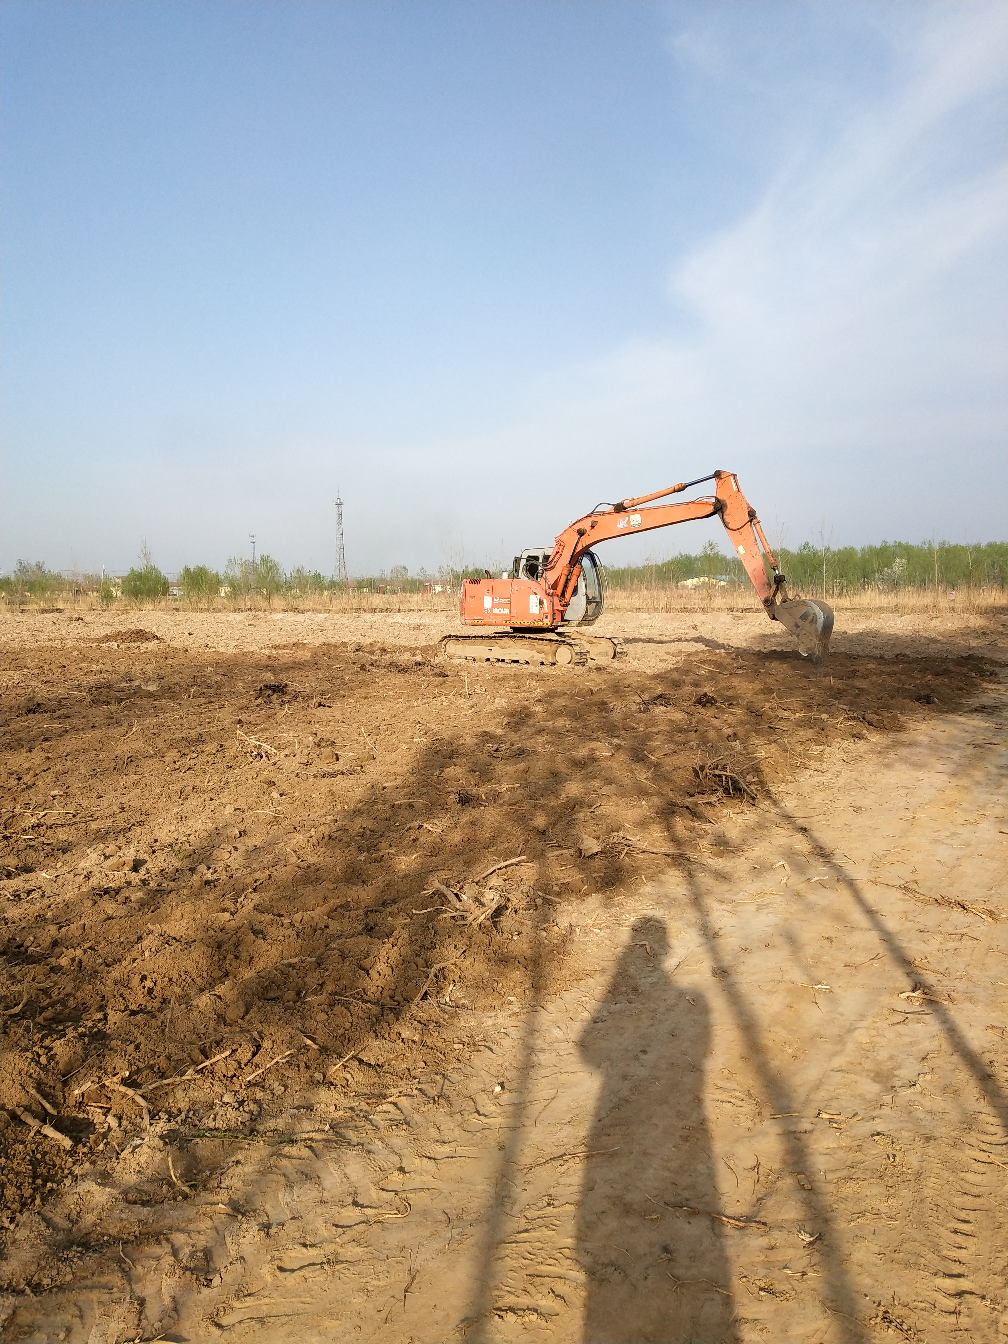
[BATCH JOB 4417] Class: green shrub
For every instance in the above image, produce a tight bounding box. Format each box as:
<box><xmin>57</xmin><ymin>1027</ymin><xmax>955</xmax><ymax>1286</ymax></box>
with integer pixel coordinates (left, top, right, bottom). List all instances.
<box><xmin>222</xmin><ymin>555</ymin><xmax>285</xmax><ymax>602</ymax></box>
<box><xmin>288</xmin><ymin>567</ymin><xmax>328</xmax><ymax>595</ymax></box>
<box><xmin>256</xmin><ymin>555</ymin><xmax>283</xmax><ymax>603</ymax></box>
<box><xmin>0</xmin><ymin>560</ymin><xmax>64</xmax><ymax>604</ymax></box>
<box><xmin>98</xmin><ymin>579</ymin><xmax>118</xmax><ymax>608</ymax></box>
<box><xmin>223</xmin><ymin>557</ymin><xmax>252</xmax><ymax>598</ymax></box>
<box><xmin>179</xmin><ymin>565</ymin><xmax>221</xmax><ymax>602</ymax></box>
<box><xmin>121</xmin><ymin>564</ymin><xmax>169</xmax><ymax>602</ymax></box>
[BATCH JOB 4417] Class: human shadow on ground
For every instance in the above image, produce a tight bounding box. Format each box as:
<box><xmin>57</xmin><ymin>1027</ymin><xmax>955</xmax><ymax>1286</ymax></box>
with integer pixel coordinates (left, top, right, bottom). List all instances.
<box><xmin>576</xmin><ymin>917</ymin><xmax>737</xmax><ymax>1344</ymax></box>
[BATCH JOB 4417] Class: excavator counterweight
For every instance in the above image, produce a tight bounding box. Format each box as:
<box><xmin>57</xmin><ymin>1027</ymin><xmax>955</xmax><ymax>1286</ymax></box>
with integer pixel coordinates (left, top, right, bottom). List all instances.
<box><xmin>443</xmin><ymin>470</ymin><xmax>834</xmax><ymax>665</ymax></box>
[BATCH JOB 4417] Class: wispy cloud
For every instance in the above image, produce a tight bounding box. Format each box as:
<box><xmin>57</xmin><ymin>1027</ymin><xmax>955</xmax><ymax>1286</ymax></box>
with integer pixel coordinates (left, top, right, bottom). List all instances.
<box><xmin>529</xmin><ymin>6</ymin><xmax>1007</xmax><ymax>545</ymax></box>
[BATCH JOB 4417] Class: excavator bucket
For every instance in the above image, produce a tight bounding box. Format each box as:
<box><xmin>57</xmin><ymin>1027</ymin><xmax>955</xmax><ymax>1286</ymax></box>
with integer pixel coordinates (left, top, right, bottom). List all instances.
<box><xmin>773</xmin><ymin>596</ymin><xmax>834</xmax><ymax>661</ymax></box>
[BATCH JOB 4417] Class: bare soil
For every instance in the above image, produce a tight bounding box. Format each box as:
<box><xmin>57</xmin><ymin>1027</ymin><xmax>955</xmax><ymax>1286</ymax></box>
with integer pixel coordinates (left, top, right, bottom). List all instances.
<box><xmin>1</xmin><ymin>607</ymin><xmax>1005</xmax><ymax>1344</ymax></box>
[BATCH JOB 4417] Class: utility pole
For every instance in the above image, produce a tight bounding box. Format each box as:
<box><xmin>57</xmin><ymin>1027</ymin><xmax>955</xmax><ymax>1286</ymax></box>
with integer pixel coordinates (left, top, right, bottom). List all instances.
<box><xmin>249</xmin><ymin>534</ymin><xmax>256</xmax><ymax>569</ymax></box>
<box><xmin>334</xmin><ymin>495</ymin><xmax>347</xmax><ymax>585</ymax></box>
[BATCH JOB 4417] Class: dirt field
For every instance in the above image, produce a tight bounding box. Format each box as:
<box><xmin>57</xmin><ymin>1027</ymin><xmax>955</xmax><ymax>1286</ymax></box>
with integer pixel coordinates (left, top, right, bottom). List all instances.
<box><xmin>1</xmin><ymin>606</ymin><xmax>1005</xmax><ymax>1344</ymax></box>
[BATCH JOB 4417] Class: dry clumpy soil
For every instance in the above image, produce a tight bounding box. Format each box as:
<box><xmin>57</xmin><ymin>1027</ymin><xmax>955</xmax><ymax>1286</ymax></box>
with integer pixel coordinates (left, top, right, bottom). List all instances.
<box><xmin>0</xmin><ymin>611</ymin><xmax>1005</xmax><ymax>1343</ymax></box>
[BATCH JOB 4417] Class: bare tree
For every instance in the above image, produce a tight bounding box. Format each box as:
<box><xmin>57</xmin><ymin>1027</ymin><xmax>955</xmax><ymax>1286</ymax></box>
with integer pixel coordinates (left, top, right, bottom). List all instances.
<box><xmin>818</xmin><ymin>521</ymin><xmax>833</xmax><ymax>601</ymax></box>
<box><xmin>929</xmin><ymin>535</ymin><xmax>943</xmax><ymax>591</ymax></box>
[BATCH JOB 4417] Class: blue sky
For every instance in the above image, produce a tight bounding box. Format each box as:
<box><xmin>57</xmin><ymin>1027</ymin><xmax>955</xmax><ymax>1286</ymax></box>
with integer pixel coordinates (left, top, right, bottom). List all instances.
<box><xmin>2</xmin><ymin>1</ymin><xmax>1005</xmax><ymax>578</ymax></box>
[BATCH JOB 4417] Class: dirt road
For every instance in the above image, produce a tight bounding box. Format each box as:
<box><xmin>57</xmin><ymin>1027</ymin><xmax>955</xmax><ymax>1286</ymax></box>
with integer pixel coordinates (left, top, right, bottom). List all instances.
<box><xmin>1</xmin><ymin>608</ymin><xmax>1005</xmax><ymax>1343</ymax></box>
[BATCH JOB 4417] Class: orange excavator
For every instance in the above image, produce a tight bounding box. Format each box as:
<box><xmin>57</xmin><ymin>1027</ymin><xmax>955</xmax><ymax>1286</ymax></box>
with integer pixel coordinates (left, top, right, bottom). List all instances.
<box><xmin>440</xmin><ymin>470</ymin><xmax>834</xmax><ymax>665</ymax></box>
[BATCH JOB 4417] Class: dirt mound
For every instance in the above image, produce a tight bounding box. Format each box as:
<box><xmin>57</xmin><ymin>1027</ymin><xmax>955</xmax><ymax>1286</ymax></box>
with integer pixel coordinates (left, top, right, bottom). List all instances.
<box><xmin>0</xmin><ymin>632</ymin><xmax>999</xmax><ymax>1305</ymax></box>
<box><xmin>94</xmin><ymin>628</ymin><xmax>162</xmax><ymax>644</ymax></box>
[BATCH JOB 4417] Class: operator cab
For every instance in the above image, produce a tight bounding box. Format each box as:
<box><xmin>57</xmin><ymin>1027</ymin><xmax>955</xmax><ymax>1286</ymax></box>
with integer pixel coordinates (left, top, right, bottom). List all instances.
<box><xmin>512</xmin><ymin>549</ymin><xmax>551</xmax><ymax>583</ymax></box>
<box><xmin>511</xmin><ymin>547</ymin><xmax>605</xmax><ymax>626</ymax></box>
<box><xmin>562</xmin><ymin>548</ymin><xmax>605</xmax><ymax>625</ymax></box>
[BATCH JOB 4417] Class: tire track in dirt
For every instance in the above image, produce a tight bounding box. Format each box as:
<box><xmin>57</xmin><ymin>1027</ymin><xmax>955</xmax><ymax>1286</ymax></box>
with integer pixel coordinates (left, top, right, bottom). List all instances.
<box><xmin>921</xmin><ymin>1110</ymin><xmax>1008</xmax><ymax>1339</ymax></box>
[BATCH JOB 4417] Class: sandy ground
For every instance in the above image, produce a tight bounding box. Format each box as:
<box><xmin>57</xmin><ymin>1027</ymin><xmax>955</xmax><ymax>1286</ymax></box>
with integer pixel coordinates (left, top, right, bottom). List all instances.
<box><xmin>1</xmin><ymin>606</ymin><xmax>1005</xmax><ymax>1344</ymax></box>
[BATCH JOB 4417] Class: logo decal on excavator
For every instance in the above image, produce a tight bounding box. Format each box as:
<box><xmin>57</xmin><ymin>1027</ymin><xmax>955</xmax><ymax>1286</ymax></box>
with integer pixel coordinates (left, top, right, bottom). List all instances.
<box><xmin>616</xmin><ymin>513</ymin><xmax>643</xmax><ymax>530</ymax></box>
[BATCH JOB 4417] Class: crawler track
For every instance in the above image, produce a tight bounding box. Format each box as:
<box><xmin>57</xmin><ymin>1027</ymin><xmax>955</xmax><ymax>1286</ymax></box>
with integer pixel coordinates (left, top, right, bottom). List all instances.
<box><xmin>438</xmin><ymin>631</ymin><xmax>626</xmax><ymax>665</ymax></box>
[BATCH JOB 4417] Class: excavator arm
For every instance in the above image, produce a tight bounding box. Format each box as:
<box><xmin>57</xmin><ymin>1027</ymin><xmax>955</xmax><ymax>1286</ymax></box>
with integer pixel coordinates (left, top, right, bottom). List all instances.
<box><xmin>544</xmin><ymin>471</ymin><xmax>780</xmax><ymax>606</ymax></box>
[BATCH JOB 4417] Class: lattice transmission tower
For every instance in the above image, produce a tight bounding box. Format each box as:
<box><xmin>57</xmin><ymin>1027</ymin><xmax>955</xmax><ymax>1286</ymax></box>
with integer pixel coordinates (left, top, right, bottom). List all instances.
<box><xmin>333</xmin><ymin>495</ymin><xmax>348</xmax><ymax>584</ymax></box>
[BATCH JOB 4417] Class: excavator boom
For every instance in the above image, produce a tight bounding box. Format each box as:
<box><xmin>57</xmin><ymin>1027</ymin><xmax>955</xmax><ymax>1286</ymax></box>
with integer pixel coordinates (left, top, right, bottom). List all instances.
<box><xmin>453</xmin><ymin>469</ymin><xmax>834</xmax><ymax>663</ymax></box>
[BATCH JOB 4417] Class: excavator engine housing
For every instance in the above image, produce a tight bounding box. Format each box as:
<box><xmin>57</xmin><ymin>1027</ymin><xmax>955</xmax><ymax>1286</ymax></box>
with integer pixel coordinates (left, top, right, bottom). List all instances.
<box><xmin>460</xmin><ymin>548</ymin><xmax>607</xmax><ymax>631</ymax></box>
<box><xmin>460</xmin><ymin>575</ymin><xmax>555</xmax><ymax>628</ymax></box>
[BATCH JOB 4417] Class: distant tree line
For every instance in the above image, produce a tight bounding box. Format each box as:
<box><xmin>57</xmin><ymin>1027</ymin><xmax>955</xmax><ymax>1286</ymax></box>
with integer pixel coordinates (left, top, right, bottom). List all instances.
<box><xmin>0</xmin><ymin>553</ymin><xmax>485</xmax><ymax>605</ymax></box>
<box><xmin>3</xmin><ymin>539</ymin><xmax>1005</xmax><ymax>606</ymax></box>
<box><xmin>604</xmin><ymin>539</ymin><xmax>1008</xmax><ymax>594</ymax></box>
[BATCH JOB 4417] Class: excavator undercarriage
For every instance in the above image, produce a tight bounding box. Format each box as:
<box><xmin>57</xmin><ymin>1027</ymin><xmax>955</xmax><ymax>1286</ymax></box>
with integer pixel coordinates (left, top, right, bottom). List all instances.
<box><xmin>440</xmin><ymin>469</ymin><xmax>834</xmax><ymax>667</ymax></box>
<box><xmin>438</xmin><ymin>631</ymin><xmax>627</xmax><ymax>666</ymax></box>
